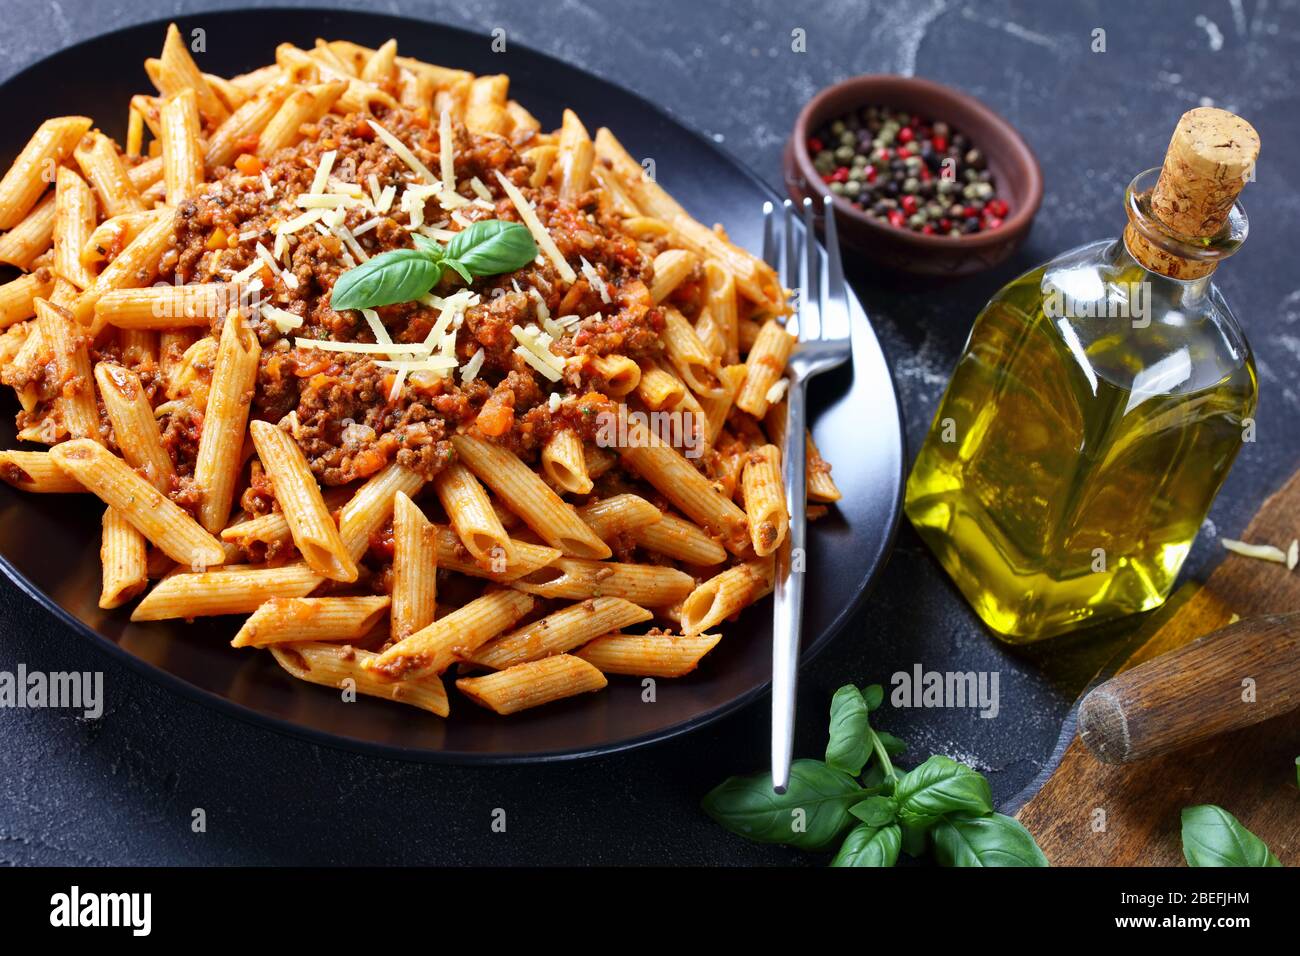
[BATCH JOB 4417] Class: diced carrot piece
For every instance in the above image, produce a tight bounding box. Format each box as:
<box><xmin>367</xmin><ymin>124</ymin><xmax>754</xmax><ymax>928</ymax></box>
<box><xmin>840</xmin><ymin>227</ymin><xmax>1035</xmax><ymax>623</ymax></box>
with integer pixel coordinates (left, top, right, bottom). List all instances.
<box><xmin>235</xmin><ymin>153</ymin><xmax>262</xmax><ymax>176</ymax></box>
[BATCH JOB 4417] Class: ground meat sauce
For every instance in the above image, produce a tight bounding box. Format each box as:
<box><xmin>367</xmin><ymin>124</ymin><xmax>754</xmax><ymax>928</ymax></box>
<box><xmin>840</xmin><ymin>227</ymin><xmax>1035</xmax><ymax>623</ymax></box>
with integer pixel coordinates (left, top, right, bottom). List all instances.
<box><xmin>163</xmin><ymin>108</ymin><xmax>667</xmax><ymax>487</ymax></box>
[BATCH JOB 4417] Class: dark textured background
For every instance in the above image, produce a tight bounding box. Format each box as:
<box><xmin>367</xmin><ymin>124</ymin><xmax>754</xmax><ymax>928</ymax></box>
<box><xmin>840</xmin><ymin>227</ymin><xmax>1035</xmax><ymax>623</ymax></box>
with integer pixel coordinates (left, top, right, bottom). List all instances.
<box><xmin>1</xmin><ymin>0</ymin><xmax>1297</xmax><ymax>865</ymax></box>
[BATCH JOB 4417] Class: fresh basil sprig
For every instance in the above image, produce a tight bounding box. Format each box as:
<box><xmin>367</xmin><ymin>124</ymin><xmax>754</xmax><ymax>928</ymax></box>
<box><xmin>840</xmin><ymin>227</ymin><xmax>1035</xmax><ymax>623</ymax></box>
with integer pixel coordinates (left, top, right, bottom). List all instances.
<box><xmin>330</xmin><ymin>219</ymin><xmax>537</xmax><ymax>311</ymax></box>
<box><xmin>932</xmin><ymin>813</ymin><xmax>1049</xmax><ymax>867</ymax></box>
<box><xmin>700</xmin><ymin>759</ymin><xmax>862</xmax><ymax>851</ymax></box>
<box><xmin>1180</xmin><ymin>805</ymin><xmax>1281</xmax><ymax>867</ymax></box>
<box><xmin>701</xmin><ymin>682</ymin><xmax>1050</xmax><ymax>868</ymax></box>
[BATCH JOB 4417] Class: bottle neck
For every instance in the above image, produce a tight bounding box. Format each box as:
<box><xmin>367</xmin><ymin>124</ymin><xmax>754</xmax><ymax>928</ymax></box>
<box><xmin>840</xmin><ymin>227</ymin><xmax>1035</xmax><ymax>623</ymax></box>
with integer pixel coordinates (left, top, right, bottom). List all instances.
<box><xmin>1118</xmin><ymin>232</ymin><xmax>1212</xmax><ymax>305</ymax></box>
<box><xmin>1123</xmin><ymin>167</ymin><xmax>1248</xmax><ymax>282</ymax></box>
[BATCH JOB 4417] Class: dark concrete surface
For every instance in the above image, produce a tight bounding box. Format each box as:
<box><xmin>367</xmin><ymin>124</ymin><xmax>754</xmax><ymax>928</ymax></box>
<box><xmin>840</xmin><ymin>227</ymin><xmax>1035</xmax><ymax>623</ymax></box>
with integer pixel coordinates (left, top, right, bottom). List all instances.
<box><xmin>0</xmin><ymin>0</ymin><xmax>1296</xmax><ymax>865</ymax></box>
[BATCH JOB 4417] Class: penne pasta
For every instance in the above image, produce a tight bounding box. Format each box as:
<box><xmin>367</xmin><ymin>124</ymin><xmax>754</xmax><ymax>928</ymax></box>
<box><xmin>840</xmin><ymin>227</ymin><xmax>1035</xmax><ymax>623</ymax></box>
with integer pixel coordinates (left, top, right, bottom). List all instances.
<box><xmin>456</xmin><ymin>654</ymin><xmax>606</xmax><ymax>715</ymax></box>
<box><xmin>34</xmin><ymin>298</ymin><xmax>99</xmax><ymax>441</ymax></box>
<box><xmin>433</xmin><ymin>461</ymin><xmax>514</xmax><ymax>568</ymax></box>
<box><xmin>451</xmin><ymin>434</ymin><xmax>611</xmax><ymax>560</ymax></box>
<box><xmin>390</xmin><ymin>491</ymin><xmax>438</xmax><ymax>641</ymax></box>
<box><xmin>0</xmin><ymin>192</ymin><xmax>57</xmax><ymax>270</ymax></box>
<box><xmin>0</xmin><ymin>270</ymin><xmax>55</xmax><ymax>329</ymax></box>
<box><xmin>632</xmin><ymin>510</ymin><xmax>728</xmax><ymax>566</ymax></box>
<box><xmin>257</xmin><ymin>81</ymin><xmax>348</xmax><ymax>157</ymax></box>
<box><xmin>433</xmin><ymin>525</ymin><xmax>559</xmax><ymax>582</ymax></box>
<box><xmin>0</xmin><ymin>449</ymin><xmax>85</xmax><ymax>493</ymax></box>
<box><xmin>231</xmin><ymin>595</ymin><xmax>390</xmax><ymax>647</ymax></box>
<box><xmin>250</xmin><ymin>419</ymin><xmax>358</xmax><ymax>582</ymax></box>
<box><xmin>272</xmin><ymin>642</ymin><xmax>449</xmax><ymax>717</ymax></box>
<box><xmin>465</xmin><ymin>596</ymin><xmax>653</xmax><ymax>670</ymax></box>
<box><xmin>157</xmin><ymin>22</ymin><xmax>230</xmax><ymax>126</ymax></box>
<box><xmin>367</xmin><ymin>588</ymin><xmax>535</xmax><ymax>680</ymax></box>
<box><xmin>52</xmin><ymin>167</ymin><xmax>98</xmax><ymax>290</ymax></box>
<box><xmin>50</xmin><ymin>439</ymin><xmax>227</xmax><ymax>569</ymax></box>
<box><xmin>0</xmin><ymin>116</ymin><xmax>93</xmax><ymax>230</ymax></box>
<box><xmin>511</xmin><ymin>557</ymin><xmax>695</xmax><ymax>606</ymax></box>
<box><xmin>576</xmin><ymin>630</ymin><xmax>721</xmax><ymax>677</ymax></box>
<box><xmin>337</xmin><ymin>462</ymin><xmax>426</xmax><ymax>562</ymax></box>
<box><xmin>741</xmin><ymin>443</ymin><xmax>788</xmax><ymax>557</ymax></box>
<box><xmin>74</xmin><ymin>131</ymin><xmax>146</xmax><ymax>217</ymax></box>
<box><xmin>194</xmin><ymin>309</ymin><xmax>260</xmax><ymax>532</ymax></box>
<box><xmin>132</xmin><ymin>562</ymin><xmax>324</xmax><ymax>620</ymax></box>
<box><xmin>94</xmin><ymin>362</ymin><xmax>175</xmax><ymax>491</ymax></box>
<box><xmin>650</xmin><ymin>249</ymin><xmax>697</xmax><ymax>304</ymax></box>
<box><xmin>95</xmin><ymin>282</ymin><xmax>240</xmax><ymax>329</ymax></box>
<box><xmin>577</xmin><ymin>493</ymin><xmax>663</xmax><ymax>542</ymax></box>
<box><xmin>99</xmin><ymin>506</ymin><xmax>149</xmax><ymax>609</ymax></box>
<box><xmin>555</xmin><ymin>109</ymin><xmax>594</xmax><ymax>202</ymax></box>
<box><xmin>680</xmin><ymin>556</ymin><xmax>775</xmax><ymax>635</ymax></box>
<box><xmin>540</xmin><ymin>427</ymin><xmax>593</xmax><ymax>495</ymax></box>
<box><xmin>661</xmin><ymin>307</ymin><xmax>724</xmax><ymax>399</ymax></box>
<box><xmin>161</xmin><ymin>88</ymin><xmax>205</xmax><ymax>205</ymax></box>
<box><xmin>735</xmin><ymin>319</ymin><xmax>796</xmax><ymax>418</ymax></box>
<box><xmin>616</xmin><ymin>417</ymin><xmax>750</xmax><ymax>555</ymax></box>
<box><xmin>205</xmin><ymin>90</ymin><xmax>286</xmax><ymax>168</ymax></box>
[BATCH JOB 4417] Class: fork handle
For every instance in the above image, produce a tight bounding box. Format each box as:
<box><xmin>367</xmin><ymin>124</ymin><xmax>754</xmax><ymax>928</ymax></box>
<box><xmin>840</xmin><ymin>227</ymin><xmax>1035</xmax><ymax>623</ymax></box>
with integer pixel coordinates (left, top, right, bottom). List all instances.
<box><xmin>771</xmin><ymin>375</ymin><xmax>809</xmax><ymax>793</ymax></box>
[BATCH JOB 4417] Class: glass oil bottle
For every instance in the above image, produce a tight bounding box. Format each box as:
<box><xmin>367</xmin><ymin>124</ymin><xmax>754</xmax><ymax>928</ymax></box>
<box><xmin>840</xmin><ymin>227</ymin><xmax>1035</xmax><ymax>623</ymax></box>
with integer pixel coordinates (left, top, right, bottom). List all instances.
<box><xmin>905</xmin><ymin>108</ymin><xmax>1261</xmax><ymax>643</ymax></box>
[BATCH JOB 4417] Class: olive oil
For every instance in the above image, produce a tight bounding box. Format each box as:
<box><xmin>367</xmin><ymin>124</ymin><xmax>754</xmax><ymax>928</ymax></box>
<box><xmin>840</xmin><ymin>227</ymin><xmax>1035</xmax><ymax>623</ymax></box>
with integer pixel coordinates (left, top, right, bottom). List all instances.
<box><xmin>905</xmin><ymin>108</ymin><xmax>1260</xmax><ymax>643</ymax></box>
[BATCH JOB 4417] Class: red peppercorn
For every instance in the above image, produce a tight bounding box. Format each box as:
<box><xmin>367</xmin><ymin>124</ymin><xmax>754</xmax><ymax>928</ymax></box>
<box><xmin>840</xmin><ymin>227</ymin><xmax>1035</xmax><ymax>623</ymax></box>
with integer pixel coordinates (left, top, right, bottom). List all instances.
<box><xmin>831</xmin><ymin>167</ymin><xmax>849</xmax><ymax>183</ymax></box>
<box><xmin>898</xmin><ymin>127</ymin><xmax>914</xmax><ymax>144</ymax></box>
<box><xmin>932</xmin><ymin>135</ymin><xmax>947</xmax><ymax>152</ymax></box>
<box><xmin>922</xmin><ymin>225</ymin><xmax>935</xmax><ymax>235</ymax></box>
<box><xmin>865</xmin><ymin>166</ymin><xmax>877</xmax><ymax>182</ymax></box>
<box><xmin>808</xmin><ymin>136</ymin><xmax>824</xmax><ymax>153</ymax></box>
<box><xmin>939</xmin><ymin>218</ymin><xmax>952</xmax><ymax>231</ymax></box>
<box><xmin>987</xmin><ymin>198</ymin><xmax>1009</xmax><ymax>217</ymax></box>
<box><xmin>963</xmin><ymin>205</ymin><xmax>978</xmax><ymax>219</ymax></box>
<box><xmin>822</xmin><ymin>173</ymin><xmax>834</xmax><ymax>184</ymax></box>
<box><xmin>901</xmin><ymin>195</ymin><xmax>918</xmax><ymax>215</ymax></box>
<box><xmin>985</xmin><ymin>216</ymin><xmax>1004</xmax><ymax>229</ymax></box>
<box><xmin>887</xmin><ymin>210</ymin><xmax>905</xmax><ymax>228</ymax></box>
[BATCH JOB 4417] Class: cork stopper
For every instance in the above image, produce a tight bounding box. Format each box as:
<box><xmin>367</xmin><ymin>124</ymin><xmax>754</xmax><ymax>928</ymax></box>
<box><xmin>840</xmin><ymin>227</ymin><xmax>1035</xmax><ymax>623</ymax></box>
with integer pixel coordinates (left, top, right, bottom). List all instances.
<box><xmin>1124</xmin><ymin>107</ymin><xmax>1259</xmax><ymax>279</ymax></box>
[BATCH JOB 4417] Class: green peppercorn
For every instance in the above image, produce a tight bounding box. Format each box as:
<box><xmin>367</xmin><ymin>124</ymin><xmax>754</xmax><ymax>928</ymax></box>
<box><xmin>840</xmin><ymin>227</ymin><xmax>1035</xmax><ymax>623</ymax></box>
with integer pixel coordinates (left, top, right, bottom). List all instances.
<box><xmin>844</xmin><ymin>180</ymin><xmax>862</xmax><ymax>197</ymax></box>
<box><xmin>829</xmin><ymin>181</ymin><xmax>846</xmax><ymax>195</ymax></box>
<box><xmin>902</xmin><ymin>177</ymin><xmax>920</xmax><ymax>194</ymax></box>
<box><xmin>830</xmin><ymin>120</ymin><xmax>847</xmax><ymax>136</ymax></box>
<box><xmin>851</xmin><ymin>153</ymin><xmax>868</xmax><ymax>167</ymax></box>
<box><xmin>834</xmin><ymin>144</ymin><xmax>854</xmax><ymax>163</ymax></box>
<box><xmin>907</xmin><ymin>213</ymin><xmax>926</xmax><ymax>229</ymax></box>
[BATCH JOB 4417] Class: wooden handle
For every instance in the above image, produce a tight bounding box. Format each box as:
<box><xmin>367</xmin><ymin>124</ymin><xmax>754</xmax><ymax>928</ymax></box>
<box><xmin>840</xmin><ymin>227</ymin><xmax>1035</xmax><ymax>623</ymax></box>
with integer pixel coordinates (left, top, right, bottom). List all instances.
<box><xmin>1078</xmin><ymin>613</ymin><xmax>1300</xmax><ymax>764</ymax></box>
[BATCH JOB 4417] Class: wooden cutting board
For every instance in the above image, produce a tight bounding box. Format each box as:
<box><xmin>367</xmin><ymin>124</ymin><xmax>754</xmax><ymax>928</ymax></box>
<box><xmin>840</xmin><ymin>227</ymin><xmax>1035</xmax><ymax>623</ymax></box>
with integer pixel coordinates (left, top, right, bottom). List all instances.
<box><xmin>1010</xmin><ymin>467</ymin><xmax>1300</xmax><ymax>866</ymax></box>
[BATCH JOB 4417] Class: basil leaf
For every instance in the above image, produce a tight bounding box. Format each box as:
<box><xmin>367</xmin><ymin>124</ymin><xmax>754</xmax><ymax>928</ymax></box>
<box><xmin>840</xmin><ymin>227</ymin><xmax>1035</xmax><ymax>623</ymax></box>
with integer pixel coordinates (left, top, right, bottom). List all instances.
<box><xmin>874</xmin><ymin>730</ymin><xmax>908</xmax><ymax>758</ymax></box>
<box><xmin>860</xmin><ymin>684</ymin><xmax>884</xmax><ymax>711</ymax></box>
<box><xmin>900</xmin><ymin>819</ymin><xmax>929</xmax><ymax>857</ymax></box>
<box><xmin>860</xmin><ymin>761</ymin><xmax>887</xmax><ymax>791</ymax></box>
<box><xmin>826</xmin><ymin>684</ymin><xmax>872</xmax><ymax>776</ymax></box>
<box><xmin>849</xmin><ymin>795</ymin><xmax>898</xmax><ymax>827</ymax></box>
<box><xmin>443</xmin><ymin>219</ymin><xmax>537</xmax><ymax>278</ymax></box>
<box><xmin>932</xmin><ymin>813</ymin><xmax>1049</xmax><ymax>867</ymax></box>
<box><xmin>701</xmin><ymin>759</ymin><xmax>862</xmax><ymax>850</ymax></box>
<box><xmin>330</xmin><ymin>248</ymin><xmax>442</xmax><ymax>311</ymax></box>
<box><xmin>1181</xmin><ymin>805</ymin><xmax>1281</xmax><ymax>867</ymax></box>
<box><xmin>831</xmin><ymin>824</ymin><xmax>901</xmax><ymax>868</ymax></box>
<box><xmin>411</xmin><ymin>233</ymin><xmax>445</xmax><ymax>260</ymax></box>
<box><xmin>894</xmin><ymin>755</ymin><xmax>993</xmax><ymax>828</ymax></box>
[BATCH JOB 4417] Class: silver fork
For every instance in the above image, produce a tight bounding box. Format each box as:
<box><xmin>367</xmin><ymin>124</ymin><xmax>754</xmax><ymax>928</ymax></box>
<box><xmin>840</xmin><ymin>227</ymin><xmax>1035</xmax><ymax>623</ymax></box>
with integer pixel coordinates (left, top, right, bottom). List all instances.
<box><xmin>763</xmin><ymin>195</ymin><xmax>853</xmax><ymax>793</ymax></box>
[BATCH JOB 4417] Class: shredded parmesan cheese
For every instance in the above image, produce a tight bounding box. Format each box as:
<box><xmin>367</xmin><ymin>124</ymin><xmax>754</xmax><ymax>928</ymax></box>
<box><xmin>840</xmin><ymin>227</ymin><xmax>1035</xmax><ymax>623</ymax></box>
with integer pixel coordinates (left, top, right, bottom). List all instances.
<box><xmin>765</xmin><ymin>378</ymin><xmax>790</xmax><ymax>404</ymax></box>
<box><xmin>1289</xmin><ymin>539</ymin><xmax>1299</xmax><ymax>571</ymax></box>
<box><xmin>469</xmin><ymin>176</ymin><xmax>492</xmax><ymax>201</ymax></box>
<box><xmin>369</xmin><ymin>119</ymin><xmax>437</xmax><ymax>183</ymax></box>
<box><xmin>580</xmin><ymin>256</ymin><xmax>612</xmax><ymax>304</ymax></box>
<box><xmin>1220</xmin><ymin>538</ymin><xmax>1289</xmax><ymax>564</ymax></box>
<box><xmin>461</xmin><ymin>347</ymin><xmax>485</xmax><ymax>383</ymax></box>
<box><xmin>310</xmin><ymin>149</ymin><xmax>337</xmax><ymax>195</ymax></box>
<box><xmin>260</xmin><ymin>171</ymin><xmax>274</xmax><ymax>199</ymax></box>
<box><xmin>548</xmin><ymin>392</ymin><xmax>561</xmax><ymax>413</ymax></box>
<box><xmin>494</xmin><ymin>170</ymin><xmax>577</xmax><ymax>283</ymax></box>
<box><xmin>260</xmin><ymin>304</ymin><xmax>303</xmax><ymax>333</ymax></box>
<box><xmin>293</xmin><ymin>339</ymin><xmax>433</xmax><ymax>355</ymax></box>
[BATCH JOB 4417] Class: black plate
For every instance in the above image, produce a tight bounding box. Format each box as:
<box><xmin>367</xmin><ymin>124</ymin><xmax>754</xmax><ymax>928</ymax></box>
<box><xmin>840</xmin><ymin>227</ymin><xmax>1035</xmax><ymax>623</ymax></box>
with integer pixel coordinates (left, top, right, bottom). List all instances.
<box><xmin>0</xmin><ymin>8</ymin><xmax>904</xmax><ymax>762</ymax></box>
